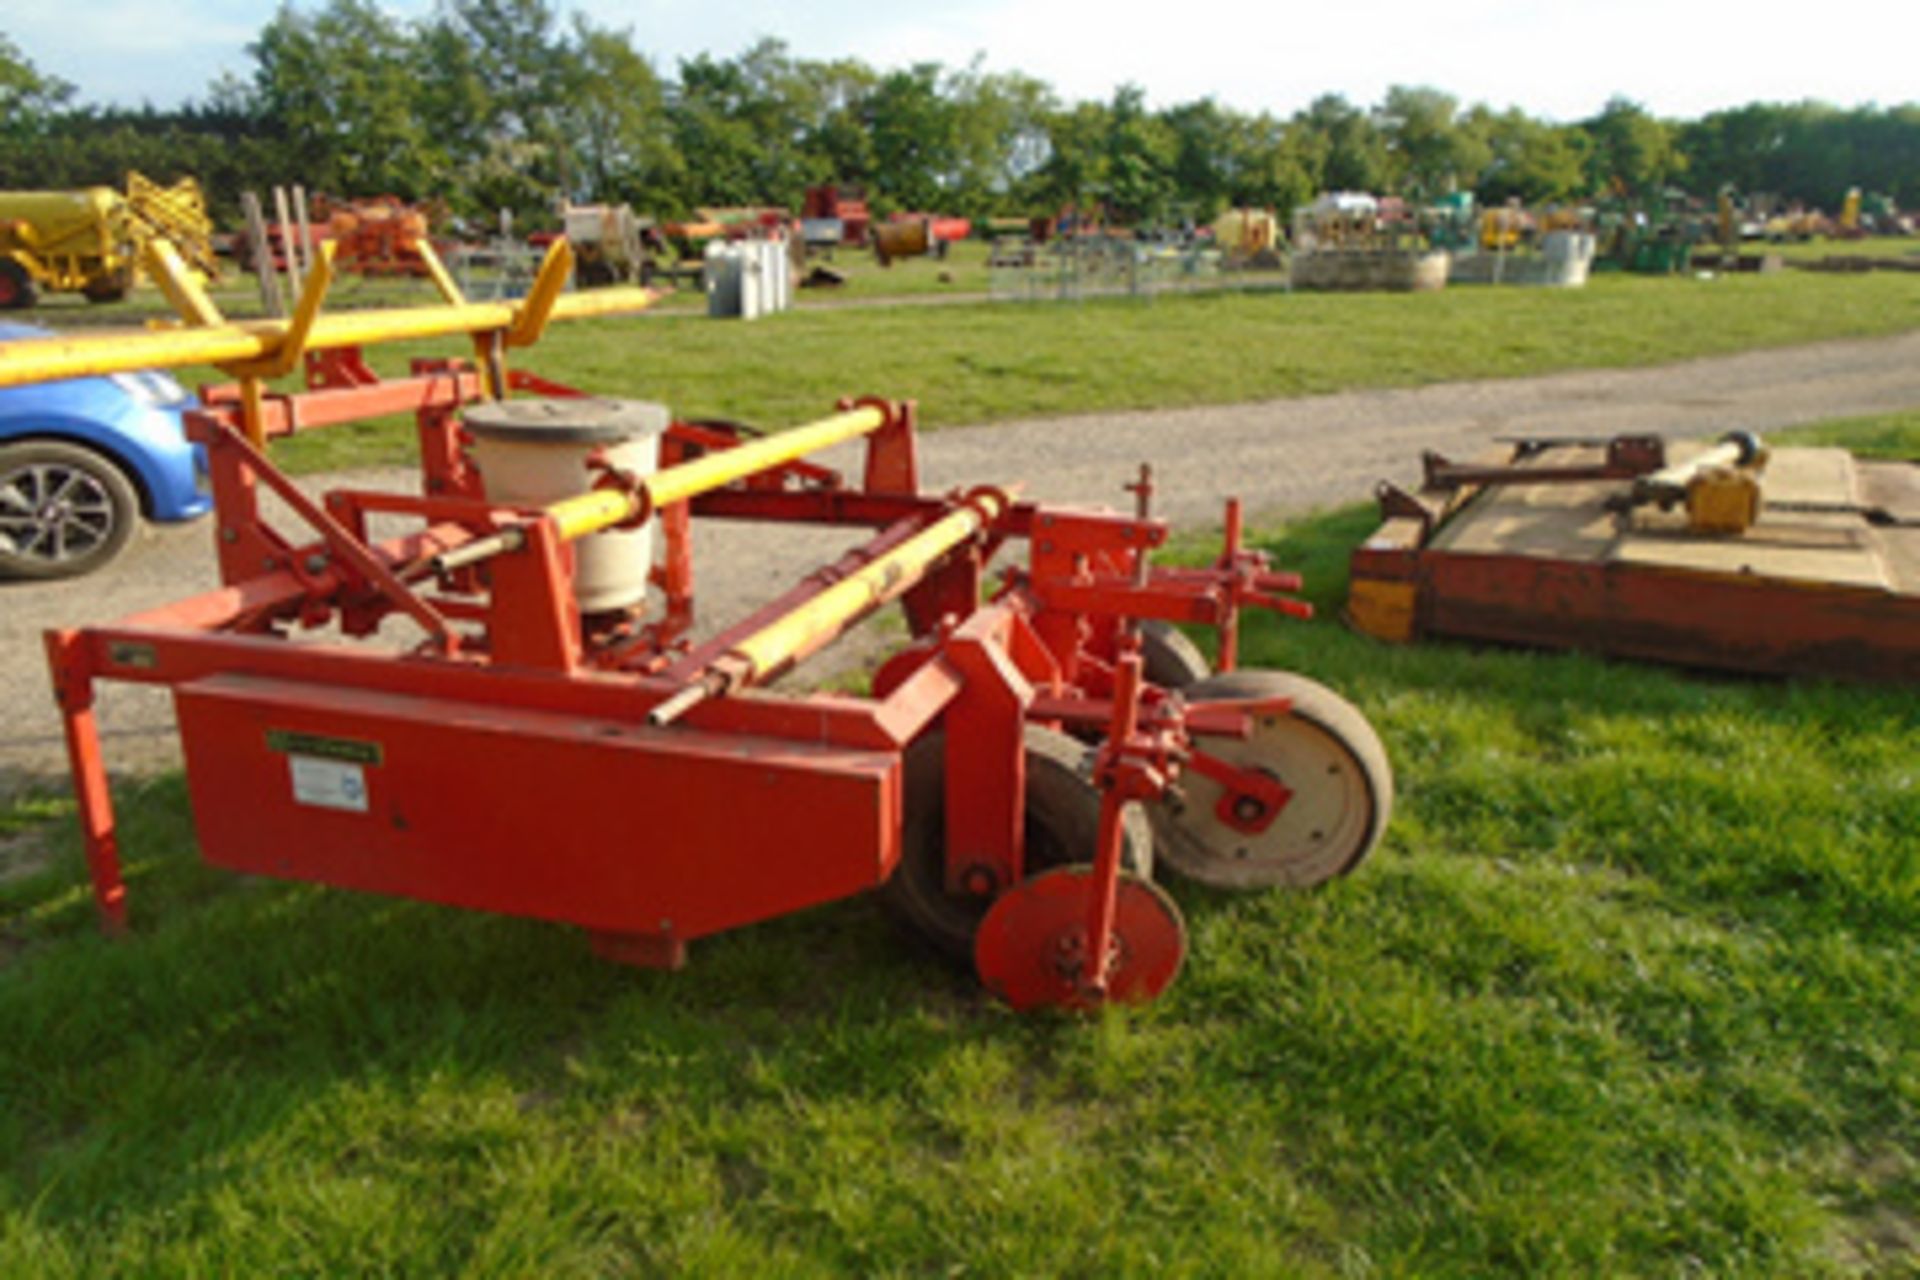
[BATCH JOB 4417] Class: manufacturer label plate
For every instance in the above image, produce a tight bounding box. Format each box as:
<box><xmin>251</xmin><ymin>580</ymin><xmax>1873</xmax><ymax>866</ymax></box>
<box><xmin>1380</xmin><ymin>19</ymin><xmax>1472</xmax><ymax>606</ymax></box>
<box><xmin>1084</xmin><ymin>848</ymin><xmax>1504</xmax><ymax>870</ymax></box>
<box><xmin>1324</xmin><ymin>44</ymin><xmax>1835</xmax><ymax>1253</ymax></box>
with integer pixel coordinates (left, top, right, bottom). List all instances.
<box><xmin>288</xmin><ymin>755</ymin><xmax>370</xmax><ymax>813</ymax></box>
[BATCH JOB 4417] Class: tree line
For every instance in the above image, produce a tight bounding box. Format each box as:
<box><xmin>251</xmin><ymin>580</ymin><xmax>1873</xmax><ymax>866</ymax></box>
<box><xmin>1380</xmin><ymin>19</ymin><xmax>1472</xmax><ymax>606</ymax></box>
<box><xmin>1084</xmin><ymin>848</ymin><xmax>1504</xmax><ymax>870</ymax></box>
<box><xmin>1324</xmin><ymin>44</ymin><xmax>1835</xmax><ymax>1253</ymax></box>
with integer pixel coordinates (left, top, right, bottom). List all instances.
<box><xmin>3</xmin><ymin>2</ymin><xmax>1916</xmax><ymax>229</ymax></box>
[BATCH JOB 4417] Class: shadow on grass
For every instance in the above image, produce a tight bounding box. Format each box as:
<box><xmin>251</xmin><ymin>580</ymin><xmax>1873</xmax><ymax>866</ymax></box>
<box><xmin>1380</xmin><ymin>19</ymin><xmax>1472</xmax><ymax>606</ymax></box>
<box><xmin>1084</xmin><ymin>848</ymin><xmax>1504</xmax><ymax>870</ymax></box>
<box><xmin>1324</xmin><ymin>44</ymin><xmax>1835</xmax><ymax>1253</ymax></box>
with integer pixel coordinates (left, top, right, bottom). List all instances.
<box><xmin>2</xmin><ymin>769</ymin><xmax>1041</xmax><ymax>1221</ymax></box>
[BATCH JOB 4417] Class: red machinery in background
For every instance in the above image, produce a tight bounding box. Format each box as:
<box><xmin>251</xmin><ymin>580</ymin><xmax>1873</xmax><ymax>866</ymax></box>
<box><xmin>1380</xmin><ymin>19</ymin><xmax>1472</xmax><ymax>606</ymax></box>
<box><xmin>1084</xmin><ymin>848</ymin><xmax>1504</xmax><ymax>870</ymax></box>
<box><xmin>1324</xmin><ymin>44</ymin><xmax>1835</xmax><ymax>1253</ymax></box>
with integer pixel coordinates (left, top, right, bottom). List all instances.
<box><xmin>249</xmin><ymin>195</ymin><xmax>442</xmax><ymax>278</ymax></box>
<box><xmin>321</xmin><ymin>195</ymin><xmax>443</xmax><ymax>277</ymax></box>
<box><xmin>12</xmin><ymin>238</ymin><xmax>1390</xmax><ymax>1011</ymax></box>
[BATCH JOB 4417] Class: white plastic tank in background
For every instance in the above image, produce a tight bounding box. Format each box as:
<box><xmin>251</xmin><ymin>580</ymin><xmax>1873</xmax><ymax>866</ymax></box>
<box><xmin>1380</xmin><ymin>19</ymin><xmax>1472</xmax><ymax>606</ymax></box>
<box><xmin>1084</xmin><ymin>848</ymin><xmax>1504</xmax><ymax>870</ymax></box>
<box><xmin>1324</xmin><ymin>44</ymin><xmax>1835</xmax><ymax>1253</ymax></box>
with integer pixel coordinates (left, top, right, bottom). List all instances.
<box><xmin>705</xmin><ymin>236</ymin><xmax>793</xmax><ymax>319</ymax></box>
<box><xmin>705</xmin><ymin>240</ymin><xmax>740</xmax><ymax>317</ymax></box>
<box><xmin>739</xmin><ymin>240</ymin><xmax>766</xmax><ymax>318</ymax></box>
<box><xmin>1542</xmin><ymin>230</ymin><xmax>1597</xmax><ymax>287</ymax></box>
<box><xmin>765</xmin><ymin>235</ymin><xmax>792</xmax><ymax>313</ymax></box>
<box><xmin>462</xmin><ymin>397</ymin><xmax>666</xmax><ymax>614</ymax></box>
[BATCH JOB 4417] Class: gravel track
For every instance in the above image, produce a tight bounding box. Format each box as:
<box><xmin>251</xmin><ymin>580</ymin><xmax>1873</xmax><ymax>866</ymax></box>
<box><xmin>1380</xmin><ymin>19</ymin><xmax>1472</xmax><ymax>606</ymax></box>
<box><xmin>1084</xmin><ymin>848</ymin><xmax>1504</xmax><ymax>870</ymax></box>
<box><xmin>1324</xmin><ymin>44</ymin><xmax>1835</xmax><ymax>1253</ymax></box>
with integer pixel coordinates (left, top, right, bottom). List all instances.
<box><xmin>4</xmin><ymin>329</ymin><xmax>1917</xmax><ymax>795</ymax></box>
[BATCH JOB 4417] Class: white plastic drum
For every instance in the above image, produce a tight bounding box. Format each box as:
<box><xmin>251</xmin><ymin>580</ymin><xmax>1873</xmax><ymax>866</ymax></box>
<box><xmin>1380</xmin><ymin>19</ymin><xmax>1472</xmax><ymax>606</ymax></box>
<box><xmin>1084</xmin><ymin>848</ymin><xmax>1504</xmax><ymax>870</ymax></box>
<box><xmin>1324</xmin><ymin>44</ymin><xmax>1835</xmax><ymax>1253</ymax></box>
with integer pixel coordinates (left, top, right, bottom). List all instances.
<box><xmin>463</xmin><ymin>397</ymin><xmax>666</xmax><ymax>614</ymax></box>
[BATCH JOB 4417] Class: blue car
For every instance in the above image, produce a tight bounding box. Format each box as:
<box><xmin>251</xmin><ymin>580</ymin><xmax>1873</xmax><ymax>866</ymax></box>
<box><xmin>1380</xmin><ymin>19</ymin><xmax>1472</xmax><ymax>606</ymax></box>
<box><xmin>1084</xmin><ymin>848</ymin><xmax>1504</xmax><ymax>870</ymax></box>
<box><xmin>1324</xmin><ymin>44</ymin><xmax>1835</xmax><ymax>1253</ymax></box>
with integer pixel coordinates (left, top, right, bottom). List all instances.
<box><xmin>0</xmin><ymin>321</ymin><xmax>209</xmax><ymax>579</ymax></box>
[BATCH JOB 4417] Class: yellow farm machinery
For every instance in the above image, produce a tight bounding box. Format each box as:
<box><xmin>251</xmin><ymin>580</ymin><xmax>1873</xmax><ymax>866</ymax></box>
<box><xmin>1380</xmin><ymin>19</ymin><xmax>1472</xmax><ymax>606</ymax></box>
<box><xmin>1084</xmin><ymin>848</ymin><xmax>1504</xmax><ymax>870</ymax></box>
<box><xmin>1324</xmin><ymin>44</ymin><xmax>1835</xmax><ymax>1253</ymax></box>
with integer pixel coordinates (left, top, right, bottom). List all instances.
<box><xmin>0</xmin><ymin>172</ymin><xmax>218</xmax><ymax>309</ymax></box>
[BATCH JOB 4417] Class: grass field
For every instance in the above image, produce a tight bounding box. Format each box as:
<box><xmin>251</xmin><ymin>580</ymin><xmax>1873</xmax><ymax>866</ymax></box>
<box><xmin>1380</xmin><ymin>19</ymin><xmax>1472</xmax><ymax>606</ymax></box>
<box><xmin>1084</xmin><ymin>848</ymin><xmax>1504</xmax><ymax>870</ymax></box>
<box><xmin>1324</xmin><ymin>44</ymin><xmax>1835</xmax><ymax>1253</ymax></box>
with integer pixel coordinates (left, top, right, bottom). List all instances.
<box><xmin>241</xmin><ymin>265</ymin><xmax>1920</xmax><ymax>476</ymax></box>
<box><xmin>1748</xmin><ymin>236</ymin><xmax>1920</xmax><ymax>264</ymax></box>
<box><xmin>2</xmin><ymin>413</ymin><xmax>1915</xmax><ymax>1274</ymax></box>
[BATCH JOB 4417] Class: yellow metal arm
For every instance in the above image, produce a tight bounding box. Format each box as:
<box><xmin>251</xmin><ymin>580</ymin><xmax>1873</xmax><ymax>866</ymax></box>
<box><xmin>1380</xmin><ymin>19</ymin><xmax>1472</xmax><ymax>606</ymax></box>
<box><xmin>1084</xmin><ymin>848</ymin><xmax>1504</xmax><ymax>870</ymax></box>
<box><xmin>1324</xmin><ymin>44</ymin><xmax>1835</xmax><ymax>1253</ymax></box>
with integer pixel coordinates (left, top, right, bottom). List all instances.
<box><xmin>0</xmin><ymin>238</ymin><xmax>660</xmax><ymax>391</ymax></box>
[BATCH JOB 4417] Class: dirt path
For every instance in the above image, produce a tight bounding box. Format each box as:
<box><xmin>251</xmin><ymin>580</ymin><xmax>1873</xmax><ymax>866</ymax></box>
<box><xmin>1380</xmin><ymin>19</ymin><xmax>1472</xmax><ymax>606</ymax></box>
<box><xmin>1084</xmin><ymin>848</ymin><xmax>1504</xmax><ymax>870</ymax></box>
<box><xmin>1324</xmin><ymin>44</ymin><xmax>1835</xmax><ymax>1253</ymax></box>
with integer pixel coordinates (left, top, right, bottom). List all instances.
<box><xmin>5</xmin><ymin>328</ymin><xmax>1917</xmax><ymax>794</ymax></box>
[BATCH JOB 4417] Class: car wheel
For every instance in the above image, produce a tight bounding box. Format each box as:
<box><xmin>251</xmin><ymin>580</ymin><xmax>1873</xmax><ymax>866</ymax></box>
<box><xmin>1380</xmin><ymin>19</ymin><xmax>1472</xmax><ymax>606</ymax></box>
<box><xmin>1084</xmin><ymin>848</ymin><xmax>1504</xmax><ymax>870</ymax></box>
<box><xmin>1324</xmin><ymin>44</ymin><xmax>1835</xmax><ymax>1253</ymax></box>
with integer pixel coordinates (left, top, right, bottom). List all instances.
<box><xmin>0</xmin><ymin>440</ymin><xmax>142</xmax><ymax>579</ymax></box>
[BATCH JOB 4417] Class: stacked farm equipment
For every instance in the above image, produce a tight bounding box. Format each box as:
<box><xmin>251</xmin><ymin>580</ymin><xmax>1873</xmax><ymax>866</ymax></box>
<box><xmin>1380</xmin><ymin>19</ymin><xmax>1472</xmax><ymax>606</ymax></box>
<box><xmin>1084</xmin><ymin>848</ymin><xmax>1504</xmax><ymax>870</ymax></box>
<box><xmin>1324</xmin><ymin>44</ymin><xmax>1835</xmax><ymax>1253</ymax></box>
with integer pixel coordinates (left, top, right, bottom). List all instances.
<box><xmin>800</xmin><ymin>184</ymin><xmax>872</xmax><ymax>250</ymax></box>
<box><xmin>6</xmin><ymin>235</ymin><xmax>1392</xmax><ymax>1012</ymax></box>
<box><xmin>1289</xmin><ymin>193</ymin><xmax>1450</xmax><ymax>292</ymax></box>
<box><xmin>555</xmin><ymin>201</ymin><xmax>697</xmax><ymax>288</ymax></box>
<box><xmin>322</xmin><ymin>196</ymin><xmax>442</xmax><ymax>277</ymax></box>
<box><xmin>245</xmin><ymin>194</ymin><xmax>445</xmax><ymax>280</ymax></box>
<box><xmin>0</xmin><ymin>172</ymin><xmax>217</xmax><ymax>308</ymax></box>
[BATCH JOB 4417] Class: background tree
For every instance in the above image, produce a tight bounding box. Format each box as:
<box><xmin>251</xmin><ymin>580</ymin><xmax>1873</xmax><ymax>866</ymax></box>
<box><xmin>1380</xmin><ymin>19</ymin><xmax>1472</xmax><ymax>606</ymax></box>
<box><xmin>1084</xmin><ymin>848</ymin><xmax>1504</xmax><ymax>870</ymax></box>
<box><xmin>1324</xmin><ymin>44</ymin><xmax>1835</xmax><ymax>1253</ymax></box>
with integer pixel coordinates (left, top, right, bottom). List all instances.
<box><xmin>1101</xmin><ymin>85</ymin><xmax>1176</xmax><ymax>225</ymax></box>
<box><xmin>1581</xmin><ymin>96</ymin><xmax>1684</xmax><ymax>197</ymax></box>
<box><xmin>0</xmin><ymin>33</ymin><xmax>74</xmax><ymax>138</ymax></box>
<box><xmin>249</xmin><ymin>0</ymin><xmax>441</xmax><ymax>196</ymax></box>
<box><xmin>567</xmin><ymin>17</ymin><xmax>682</xmax><ymax>209</ymax></box>
<box><xmin>865</xmin><ymin>64</ymin><xmax>958</xmax><ymax>213</ymax></box>
<box><xmin>1035</xmin><ymin>100</ymin><xmax>1110</xmax><ymax>214</ymax></box>
<box><xmin>1375</xmin><ymin>85</ymin><xmax>1490</xmax><ymax>198</ymax></box>
<box><xmin>2</xmin><ymin>16</ymin><xmax>1917</xmax><ymax>228</ymax></box>
<box><xmin>1472</xmin><ymin>107</ymin><xmax>1587</xmax><ymax>204</ymax></box>
<box><xmin>1163</xmin><ymin>98</ymin><xmax>1238</xmax><ymax>220</ymax></box>
<box><xmin>427</xmin><ymin>0</ymin><xmax>579</xmax><ymax>215</ymax></box>
<box><xmin>1294</xmin><ymin>94</ymin><xmax>1392</xmax><ymax>193</ymax></box>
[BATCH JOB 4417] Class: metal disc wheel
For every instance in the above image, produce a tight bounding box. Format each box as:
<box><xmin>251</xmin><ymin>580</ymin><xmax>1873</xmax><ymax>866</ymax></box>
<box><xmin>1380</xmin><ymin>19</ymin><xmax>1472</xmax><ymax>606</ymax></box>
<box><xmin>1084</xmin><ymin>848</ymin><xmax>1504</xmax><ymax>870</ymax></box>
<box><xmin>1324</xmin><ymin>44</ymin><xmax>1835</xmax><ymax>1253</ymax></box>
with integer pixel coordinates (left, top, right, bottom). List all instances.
<box><xmin>0</xmin><ymin>441</ymin><xmax>142</xmax><ymax>580</ymax></box>
<box><xmin>880</xmin><ymin>724</ymin><xmax>1154</xmax><ymax>962</ymax></box>
<box><xmin>1154</xmin><ymin>670</ymin><xmax>1392</xmax><ymax>890</ymax></box>
<box><xmin>1139</xmin><ymin>619</ymin><xmax>1211</xmax><ymax>689</ymax></box>
<box><xmin>974</xmin><ymin>866</ymin><xmax>1187</xmax><ymax>1011</ymax></box>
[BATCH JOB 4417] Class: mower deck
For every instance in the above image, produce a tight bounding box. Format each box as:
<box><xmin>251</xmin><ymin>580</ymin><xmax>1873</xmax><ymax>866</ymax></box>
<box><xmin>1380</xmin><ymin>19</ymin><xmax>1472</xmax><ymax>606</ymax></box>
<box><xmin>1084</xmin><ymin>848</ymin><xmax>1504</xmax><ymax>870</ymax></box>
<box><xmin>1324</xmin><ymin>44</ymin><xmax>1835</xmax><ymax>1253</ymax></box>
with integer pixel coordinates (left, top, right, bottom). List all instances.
<box><xmin>1349</xmin><ymin>439</ymin><xmax>1920</xmax><ymax>681</ymax></box>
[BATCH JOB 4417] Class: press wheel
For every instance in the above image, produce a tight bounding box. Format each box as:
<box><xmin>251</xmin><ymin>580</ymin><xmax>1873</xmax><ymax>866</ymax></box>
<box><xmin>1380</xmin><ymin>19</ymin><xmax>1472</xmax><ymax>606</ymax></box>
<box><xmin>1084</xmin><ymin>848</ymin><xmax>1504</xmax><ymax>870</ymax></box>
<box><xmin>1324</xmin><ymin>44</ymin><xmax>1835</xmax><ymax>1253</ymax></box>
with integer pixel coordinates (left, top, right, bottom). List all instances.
<box><xmin>880</xmin><ymin>725</ymin><xmax>1153</xmax><ymax>962</ymax></box>
<box><xmin>974</xmin><ymin>866</ymin><xmax>1186</xmax><ymax>1012</ymax></box>
<box><xmin>1154</xmin><ymin>670</ymin><xmax>1391</xmax><ymax>890</ymax></box>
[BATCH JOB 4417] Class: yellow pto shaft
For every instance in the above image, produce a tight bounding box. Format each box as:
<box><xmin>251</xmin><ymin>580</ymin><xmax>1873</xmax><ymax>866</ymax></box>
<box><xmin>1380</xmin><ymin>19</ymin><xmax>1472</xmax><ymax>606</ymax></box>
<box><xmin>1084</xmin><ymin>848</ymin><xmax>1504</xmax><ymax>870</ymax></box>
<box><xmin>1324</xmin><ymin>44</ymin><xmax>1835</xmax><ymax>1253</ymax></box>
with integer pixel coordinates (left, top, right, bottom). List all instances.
<box><xmin>646</xmin><ymin>487</ymin><xmax>1007</xmax><ymax>725</ymax></box>
<box><xmin>729</xmin><ymin>490</ymin><xmax>1006</xmax><ymax>679</ymax></box>
<box><xmin>430</xmin><ymin>404</ymin><xmax>894</xmax><ymax>575</ymax></box>
<box><xmin>544</xmin><ymin>403</ymin><xmax>888</xmax><ymax>540</ymax></box>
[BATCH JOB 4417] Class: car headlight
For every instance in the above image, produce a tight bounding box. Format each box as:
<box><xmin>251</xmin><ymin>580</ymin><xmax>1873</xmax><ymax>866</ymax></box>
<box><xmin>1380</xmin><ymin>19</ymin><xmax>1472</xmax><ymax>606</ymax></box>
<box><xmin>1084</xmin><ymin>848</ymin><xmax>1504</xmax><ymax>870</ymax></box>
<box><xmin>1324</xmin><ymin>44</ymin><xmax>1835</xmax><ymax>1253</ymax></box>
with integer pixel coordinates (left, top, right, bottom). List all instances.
<box><xmin>111</xmin><ymin>370</ymin><xmax>191</xmax><ymax>408</ymax></box>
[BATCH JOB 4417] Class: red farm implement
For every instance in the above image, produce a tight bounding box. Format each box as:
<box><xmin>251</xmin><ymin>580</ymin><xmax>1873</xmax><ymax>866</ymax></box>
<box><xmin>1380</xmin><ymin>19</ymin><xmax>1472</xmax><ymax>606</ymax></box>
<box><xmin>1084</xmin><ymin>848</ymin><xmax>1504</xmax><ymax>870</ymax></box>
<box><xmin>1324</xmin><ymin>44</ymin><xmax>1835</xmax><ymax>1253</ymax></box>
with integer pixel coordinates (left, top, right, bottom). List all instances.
<box><xmin>7</xmin><ymin>237</ymin><xmax>1392</xmax><ymax>1012</ymax></box>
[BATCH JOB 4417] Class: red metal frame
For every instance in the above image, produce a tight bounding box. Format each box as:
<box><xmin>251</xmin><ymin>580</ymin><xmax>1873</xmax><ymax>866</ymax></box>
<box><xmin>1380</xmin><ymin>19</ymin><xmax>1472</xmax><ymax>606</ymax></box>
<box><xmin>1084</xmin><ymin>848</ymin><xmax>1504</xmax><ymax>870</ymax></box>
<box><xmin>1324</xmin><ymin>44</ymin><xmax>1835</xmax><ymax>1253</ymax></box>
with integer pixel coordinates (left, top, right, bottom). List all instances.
<box><xmin>45</xmin><ymin>348</ymin><xmax>1322</xmax><ymax>1006</ymax></box>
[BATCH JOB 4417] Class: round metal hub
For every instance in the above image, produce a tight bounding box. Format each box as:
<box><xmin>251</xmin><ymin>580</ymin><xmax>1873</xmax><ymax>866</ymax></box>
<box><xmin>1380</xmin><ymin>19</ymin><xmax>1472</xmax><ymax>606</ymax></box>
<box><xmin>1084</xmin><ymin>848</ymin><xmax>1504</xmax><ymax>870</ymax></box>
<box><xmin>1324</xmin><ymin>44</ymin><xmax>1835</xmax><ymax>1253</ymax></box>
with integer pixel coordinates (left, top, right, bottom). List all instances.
<box><xmin>0</xmin><ymin>461</ymin><xmax>115</xmax><ymax>564</ymax></box>
<box><xmin>974</xmin><ymin>867</ymin><xmax>1187</xmax><ymax>1012</ymax></box>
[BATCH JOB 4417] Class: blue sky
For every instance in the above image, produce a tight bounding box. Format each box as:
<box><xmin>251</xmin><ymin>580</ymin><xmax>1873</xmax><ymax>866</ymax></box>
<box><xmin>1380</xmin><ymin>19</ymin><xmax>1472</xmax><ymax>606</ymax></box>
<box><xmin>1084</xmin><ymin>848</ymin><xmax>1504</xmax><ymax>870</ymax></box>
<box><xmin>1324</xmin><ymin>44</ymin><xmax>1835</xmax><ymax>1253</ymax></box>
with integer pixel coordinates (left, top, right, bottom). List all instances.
<box><xmin>6</xmin><ymin>0</ymin><xmax>1915</xmax><ymax>122</ymax></box>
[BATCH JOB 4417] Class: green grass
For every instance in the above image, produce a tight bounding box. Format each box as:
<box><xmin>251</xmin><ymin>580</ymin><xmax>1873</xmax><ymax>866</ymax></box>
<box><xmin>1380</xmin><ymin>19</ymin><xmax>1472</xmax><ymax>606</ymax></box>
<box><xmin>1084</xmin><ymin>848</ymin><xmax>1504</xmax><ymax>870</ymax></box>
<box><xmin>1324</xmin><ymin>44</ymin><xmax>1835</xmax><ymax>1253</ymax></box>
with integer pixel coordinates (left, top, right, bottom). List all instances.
<box><xmin>1748</xmin><ymin>236</ymin><xmax>1920</xmax><ymax>263</ymax></box>
<box><xmin>248</xmin><ymin>267</ymin><xmax>1920</xmax><ymax>475</ymax></box>
<box><xmin>1776</xmin><ymin>409</ymin><xmax>1920</xmax><ymax>458</ymax></box>
<box><xmin>3</xmin><ymin>416</ymin><xmax>1917</xmax><ymax>1273</ymax></box>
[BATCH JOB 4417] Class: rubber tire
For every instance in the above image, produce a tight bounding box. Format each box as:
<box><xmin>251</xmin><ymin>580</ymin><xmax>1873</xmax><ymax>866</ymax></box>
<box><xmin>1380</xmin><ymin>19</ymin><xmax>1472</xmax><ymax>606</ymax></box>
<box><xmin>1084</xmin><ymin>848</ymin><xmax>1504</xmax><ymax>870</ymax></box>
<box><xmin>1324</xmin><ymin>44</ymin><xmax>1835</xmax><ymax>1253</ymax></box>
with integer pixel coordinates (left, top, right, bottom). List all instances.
<box><xmin>1152</xmin><ymin>670</ymin><xmax>1392</xmax><ymax>890</ymax></box>
<box><xmin>0</xmin><ymin>260</ymin><xmax>38</xmax><ymax>310</ymax></box>
<box><xmin>82</xmin><ymin>281</ymin><xmax>129</xmax><ymax>304</ymax></box>
<box><xmin>880</xmin><ymin>724</ymin><xmax>1154</xmax><ymax>962</ymax></box>
<box><xmin>0</xmin><ymin>440</ymin><xmax>142</xmax><ymax>580</ymax></box>
<box><xmin>1140</xmin><ymin>619</ymin><xmax>1211</xmax><ymax>689</ymax></box>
